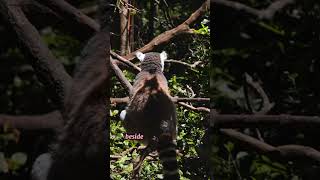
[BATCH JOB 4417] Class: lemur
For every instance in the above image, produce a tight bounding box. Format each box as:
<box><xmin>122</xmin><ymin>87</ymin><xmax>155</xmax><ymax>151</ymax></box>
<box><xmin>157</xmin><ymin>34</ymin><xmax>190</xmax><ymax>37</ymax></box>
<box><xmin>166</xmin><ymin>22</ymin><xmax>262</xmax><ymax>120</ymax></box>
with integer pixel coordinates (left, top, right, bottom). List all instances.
<box><xmin>120</xmin><ymin>51</ymin><xmax>180</xmax><ymax>179</ymax></box>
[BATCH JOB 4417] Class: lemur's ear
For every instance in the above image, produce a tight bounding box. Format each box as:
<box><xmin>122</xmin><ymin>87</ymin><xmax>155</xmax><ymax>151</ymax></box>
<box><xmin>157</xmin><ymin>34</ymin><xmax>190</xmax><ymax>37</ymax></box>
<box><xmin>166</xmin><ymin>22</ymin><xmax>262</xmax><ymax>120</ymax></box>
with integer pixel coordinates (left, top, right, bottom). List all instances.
<box><xmin>120</xmin><ymin>110</ymin><xmax>126</xmax><ymax>120</ymax></box>
<box><xmin>136</xmin><ymin>51</ymin><xmax>145</xmax><ymax>61</ymax></box>
<box><xmin>160</xmin><ymin>51</ymin><xmax>167</xmax><ymax>71</ymax></box>
<box><xmin>160</xmin><ymin>51</ymin><xmax>167</xmax><ymax>61</ymax></box>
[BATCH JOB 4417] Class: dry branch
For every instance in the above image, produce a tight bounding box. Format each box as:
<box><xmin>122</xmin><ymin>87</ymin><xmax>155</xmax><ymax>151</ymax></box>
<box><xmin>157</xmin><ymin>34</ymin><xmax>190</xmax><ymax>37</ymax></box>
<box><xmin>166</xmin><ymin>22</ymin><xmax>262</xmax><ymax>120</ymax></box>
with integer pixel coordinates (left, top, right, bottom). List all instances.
<box><xmin>111</xmin><ymin>51</ymin><xmax>141</xmax><ymax>73</ymax></box>
<box><xmin>165</xmin><ymin>59</ymin><xmax>202</xmax><ymax>68</ymax></box>
<box><xmin>0</xmin><ymin>1</ymin><xmax>72</xmax><ymax>106</ymax></box>
<box><xmin>119</xmin><ymin>0</ymin><xmax>130</xmax><ymax>55</ymax></box>
<box><xmin>20</xmin><ymin>0</ymin><xmax>61</xmax><ymax>28</ymax></box>
<box><xmin>0</xmin><ymin>111</ymin><xmax>62</xmax><ymax>130</ymax></box>
<box><xmin>110</xmin><ymin>97</ymin><xmax>210</xmax><ymax>105</ymax></box>
<box><xmin>111</xmin><ymin>97</ymin><xmax>130</xmax><ymax>105</ymax></box>
<box><xmin>173</xmin><ymin>97</ymin><xmax>210</xmax><ymax>103</ymax></box>
<box><xmin>124</xmin><ymin>0</ymin><xmax>210</xmax><ymax>60</ymax></box>
<box><xmin>244</xmin><ymin>73</ymin><xmax>274</xmax><ymax>114</ymax></box>
<box><xmin>110</xmin><ymin>58</ymin><xmax>133</xmax><ymax>92</ymax></box>
<box><xmin>220</xmin><ymin>129</ymin><xmax>320</xmax><ymax>163</ymax></box>
<box><xmin>0</xmin><ymin>98</ymin><xmax>208</xmax><ymax>131</ymax></box>
<box><xmin>211</xmin><ymin>114</ymin><xmax>320</xmax><ymax>128</ymax></box>
<box><xmin>178</xmin><ymin>102</ymin><xmax>210</xmax><ymax>113</ymax></box>
<box><xmin>37</xmin><ymin>0</ymin><xmax>100</xmax><ymax>39</ymax></box>
<box><xmin>243</xmin><ymin>73</ymin><xmax>274</xmax><ymax>141</ymax></box>
<box><xmin>212</xmin><ymin>0</ymin><xmax>295</xmax><ymax>20</ymax></box>
<box><xmin>81</xmin><ymin>5</ymin><xmax>98</xmax><ymax>15</ymax></box>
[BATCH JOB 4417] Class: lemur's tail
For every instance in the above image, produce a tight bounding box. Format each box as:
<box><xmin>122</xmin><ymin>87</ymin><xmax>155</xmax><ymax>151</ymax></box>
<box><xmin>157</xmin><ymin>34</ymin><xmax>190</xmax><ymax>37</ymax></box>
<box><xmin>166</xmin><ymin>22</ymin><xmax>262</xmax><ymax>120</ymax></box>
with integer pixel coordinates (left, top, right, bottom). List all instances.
<box><xmin>158</xmin><ymin>134</ymin><xmax>180</xmax><ymax>180</ymax></box>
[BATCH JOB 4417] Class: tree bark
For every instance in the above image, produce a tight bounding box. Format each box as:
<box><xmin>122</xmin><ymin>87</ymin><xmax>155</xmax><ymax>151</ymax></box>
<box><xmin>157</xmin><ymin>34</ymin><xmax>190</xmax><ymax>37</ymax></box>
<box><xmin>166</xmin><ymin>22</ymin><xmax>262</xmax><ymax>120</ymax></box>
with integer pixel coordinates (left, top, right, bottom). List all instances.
<box><xmin>120</xmin><ymin>0</ymin><xmax>129</xmax><ymax>55</ymax></box>
<box><xmin>0</xmin><ymin>0</ymin><xmax>72</xmax><ymax>107</ymax></box>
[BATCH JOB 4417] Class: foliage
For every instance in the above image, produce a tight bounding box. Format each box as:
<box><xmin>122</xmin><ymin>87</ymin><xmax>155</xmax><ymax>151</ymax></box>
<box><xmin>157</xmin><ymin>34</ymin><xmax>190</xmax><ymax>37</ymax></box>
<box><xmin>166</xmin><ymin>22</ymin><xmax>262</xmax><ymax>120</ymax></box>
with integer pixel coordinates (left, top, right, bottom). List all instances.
<box><xmin>0</xmin><ymin>125</ymin><xmax>27</xmax><ymax>179</ymax></box>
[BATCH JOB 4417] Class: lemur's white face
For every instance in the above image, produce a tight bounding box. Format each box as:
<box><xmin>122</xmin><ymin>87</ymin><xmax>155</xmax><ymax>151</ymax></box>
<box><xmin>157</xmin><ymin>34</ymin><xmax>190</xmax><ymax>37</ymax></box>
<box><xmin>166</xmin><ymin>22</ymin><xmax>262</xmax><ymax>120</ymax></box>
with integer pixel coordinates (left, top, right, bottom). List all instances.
<box><xmin>135</xmin><ymin>51</ymin><xmax>167</xmax><ymax>71</ymax></box>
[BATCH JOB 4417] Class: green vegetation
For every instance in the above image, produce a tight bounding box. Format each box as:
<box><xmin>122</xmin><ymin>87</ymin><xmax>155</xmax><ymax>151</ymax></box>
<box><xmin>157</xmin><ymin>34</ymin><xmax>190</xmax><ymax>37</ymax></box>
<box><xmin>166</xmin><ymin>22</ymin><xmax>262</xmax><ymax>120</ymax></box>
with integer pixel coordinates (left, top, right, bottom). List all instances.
<box><xmin>110</xmin><ymin>1</ymin><xmax>210</xmax><ymax>178</ymax></box>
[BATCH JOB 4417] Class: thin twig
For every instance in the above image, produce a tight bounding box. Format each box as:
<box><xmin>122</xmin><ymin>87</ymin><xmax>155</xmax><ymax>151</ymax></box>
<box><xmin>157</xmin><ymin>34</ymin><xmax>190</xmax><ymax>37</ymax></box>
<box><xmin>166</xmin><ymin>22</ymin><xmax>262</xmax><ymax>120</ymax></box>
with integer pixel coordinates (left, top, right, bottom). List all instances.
<box><xmin>111</xmin><ymin>51</ymin><xmax>141</xmax><ymax>72</ymax></box>
<box><xmin>178</xmin><ymin>102</ymin><xmax>210</xmax><ymax>113</ymax></box>
<box><xmin>212</xmin><ymin>0</ymin><xmax>295</xmax><ymax>20</ymax></box>
<box><xmin>173</xmin><ymin>97</ymin><xmax>210</xmax><ymax>103</ymax></box>
<box><xmin>245</xmin><ymin>73</ymin><xmax>275</xmax><ymax>114</ymax></box>
<box><xmin>243</xmin><ymin>73</ymin><xmax>268</xmax><ymax>141</ymax></box>
<box><xmin>165</xmin><ymin>59</ymin><xmax>202</xmax><ymax>68</ymax></box>
<box><xmin>186</xmin><ymin>85</ymin><xmax>196</xmax><ymax>98</ymax></box>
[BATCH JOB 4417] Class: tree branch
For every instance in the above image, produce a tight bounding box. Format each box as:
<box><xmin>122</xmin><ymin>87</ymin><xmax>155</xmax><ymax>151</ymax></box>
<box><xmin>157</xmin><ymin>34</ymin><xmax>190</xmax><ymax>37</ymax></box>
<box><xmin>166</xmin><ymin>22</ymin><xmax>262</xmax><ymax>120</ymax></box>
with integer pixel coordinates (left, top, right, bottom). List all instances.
<box><xmin>178</xmin><ymin>102</ymin><xmax>210</xmax><ymax>113</ymax></box>
<box><xmin>0</xmin><ymin>111</ymin><xmax>62</xmax><ymax>130</ymax></box>
<box><xmin>220</xmin><ymin>129</ymin><xmax>320</xmax><ymax>163</ymax></box>
<box><xmin>244</xmin><ymin>73</ymin><xmax>274</xmax><ymax>141</ymax></box>
<box><xmin>165</xmin><ymin>59</ymin><xmax>202</xmax><ymax>69</ymax></box>
<box><xmin>119</xmin><ymin>0</ymin><xmax>130</xmax><ymax>55</ymax></box>
<box><xmin>173</xmin><ymin>97</ymin><xmax>210</xmax><ymax>103</ymax></box>
<box><xmin>0</xmin><ymin>1</ymin><xmax>72</xmax><ymax>107</ymax></box>
<box><xmin>111</xmin><ymin>51</ymin><xmax>141</xmax><ymax>73</ymax></box>
<box><xmin>110</xmin><ymin>57</ymin><xmax>133</xmax><ymax>92</ymax></box>
<box><xmin>110</xmin><ymin>97</ymin><xmax>210</xmax><ymax>105</ymax></box>
<box><xmin>37</xmin><ymin>0</ymin><xmax>100</xmax><ymax>40</ymax></box>
<box><xmin>20</xmin><ymin>0</ymin><xmax>61</xmax><ymax>29</ymax></box>
<box><xmin>81</xmin><ymin>5</ymin><xmax>98</xmax><ymax>15</ymax></box>
<box><xmin>244</xmin><ymin>73</ymin><xmax>274</xmax><ymax>114</ymax></box>
<box><xmin>212</xmin><ymin>0</ymin><xmax>295</xmax><ymax>20</ymax></box>
<box><xmin>211</xmin><ymin>114</ymin><xmax>320</xmax><ymax>128</ymax></box>
<box><xmin>110</xmin><ymin>97</ymin><xmax>130</xmax><ymax>105</ymax></box>
<box><xmin>124</xmin><ymin>0</ymin><xmax>210</xmax><ymax>60</ymax></box>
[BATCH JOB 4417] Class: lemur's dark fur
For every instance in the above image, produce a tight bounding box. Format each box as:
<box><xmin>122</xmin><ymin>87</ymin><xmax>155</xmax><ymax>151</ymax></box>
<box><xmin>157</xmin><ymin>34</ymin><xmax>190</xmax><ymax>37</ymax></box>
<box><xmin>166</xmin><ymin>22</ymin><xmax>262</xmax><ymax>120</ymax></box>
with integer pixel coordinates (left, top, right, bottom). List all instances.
<box><xmin>122</xmin><ymin>52</ymin><xmax>180</xmax><ymax>179</ymax></box>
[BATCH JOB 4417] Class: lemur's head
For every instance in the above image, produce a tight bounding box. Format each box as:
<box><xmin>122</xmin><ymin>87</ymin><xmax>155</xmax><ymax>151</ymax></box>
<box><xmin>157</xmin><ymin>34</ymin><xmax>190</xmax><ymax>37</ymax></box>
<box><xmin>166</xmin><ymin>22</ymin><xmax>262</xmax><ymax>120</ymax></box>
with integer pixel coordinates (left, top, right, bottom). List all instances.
<box><xmin>136</xmin><ymin>51</ymin><xmax>167</xmax><ymax>72</ymax></box>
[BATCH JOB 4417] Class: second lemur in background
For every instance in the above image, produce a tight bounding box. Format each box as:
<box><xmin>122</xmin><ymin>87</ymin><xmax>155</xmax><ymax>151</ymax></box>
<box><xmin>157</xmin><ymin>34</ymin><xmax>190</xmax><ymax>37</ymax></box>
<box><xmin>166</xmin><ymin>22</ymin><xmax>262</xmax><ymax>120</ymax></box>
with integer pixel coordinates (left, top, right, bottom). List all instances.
<box><xmin>120</xmin><ymin>51</ymin><xmax>180</xmax><ymax>179</ymax></box>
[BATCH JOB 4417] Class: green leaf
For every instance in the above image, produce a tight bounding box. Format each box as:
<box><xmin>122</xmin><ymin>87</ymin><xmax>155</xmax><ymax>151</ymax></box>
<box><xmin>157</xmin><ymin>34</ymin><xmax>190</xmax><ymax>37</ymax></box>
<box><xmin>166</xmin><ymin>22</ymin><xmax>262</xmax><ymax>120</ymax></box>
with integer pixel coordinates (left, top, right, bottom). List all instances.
<box><xmin>0</xmin><ymin>153</ymin><xmax>8</xmax><ymax>173</ymax></box>
<box><xmin>224</xmin><ymin>141</ymin><xmax>234</xmax><ymax>152</ymax></box>
<box><xmin>11</xmin><ymin>152</ymin><xmax>27</xmax><ymax>165</ymax></box>
<box><xmin>9</xmin><ymin>152</ymin><xmax>27</xmax><ymax>171</ymax></box>
<box><xmin>236</xmin><ymin>151</ymin><xmax>248</xmax><ymax>160</ymax></box>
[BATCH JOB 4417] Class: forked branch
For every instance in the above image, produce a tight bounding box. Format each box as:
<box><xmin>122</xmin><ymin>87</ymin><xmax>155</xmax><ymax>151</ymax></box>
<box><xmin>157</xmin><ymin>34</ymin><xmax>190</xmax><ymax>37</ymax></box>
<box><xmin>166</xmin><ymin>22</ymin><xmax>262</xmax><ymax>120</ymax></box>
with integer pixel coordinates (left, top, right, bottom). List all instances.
<box><xmin>124</xmin><ymin>0</ymin><xmax>210</xmax><ymax>60</ymax></box>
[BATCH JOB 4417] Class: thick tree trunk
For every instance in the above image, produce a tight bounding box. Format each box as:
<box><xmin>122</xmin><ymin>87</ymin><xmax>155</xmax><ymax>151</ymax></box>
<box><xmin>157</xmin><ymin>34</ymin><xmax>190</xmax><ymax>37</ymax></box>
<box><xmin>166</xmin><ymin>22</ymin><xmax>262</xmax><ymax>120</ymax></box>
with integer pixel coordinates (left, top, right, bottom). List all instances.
<box><xmin>120</xmin><ymin>0</ymin><xmax>129</xmax><ymax>55</ymax></box>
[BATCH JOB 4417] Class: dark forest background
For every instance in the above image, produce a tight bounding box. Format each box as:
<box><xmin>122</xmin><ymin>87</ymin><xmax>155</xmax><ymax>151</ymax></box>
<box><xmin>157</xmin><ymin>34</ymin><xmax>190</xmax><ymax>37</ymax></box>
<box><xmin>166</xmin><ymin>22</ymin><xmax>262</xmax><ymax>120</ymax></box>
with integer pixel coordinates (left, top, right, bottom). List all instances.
<box><xmin>0</xmin><ymin>0</ymin><xmax>320</xmax><ymax>179</ymax></box>
<box><xmin>211</xmin><ymin>0</ymin><xmax>320</xmax><ymax>180</ymax></box>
